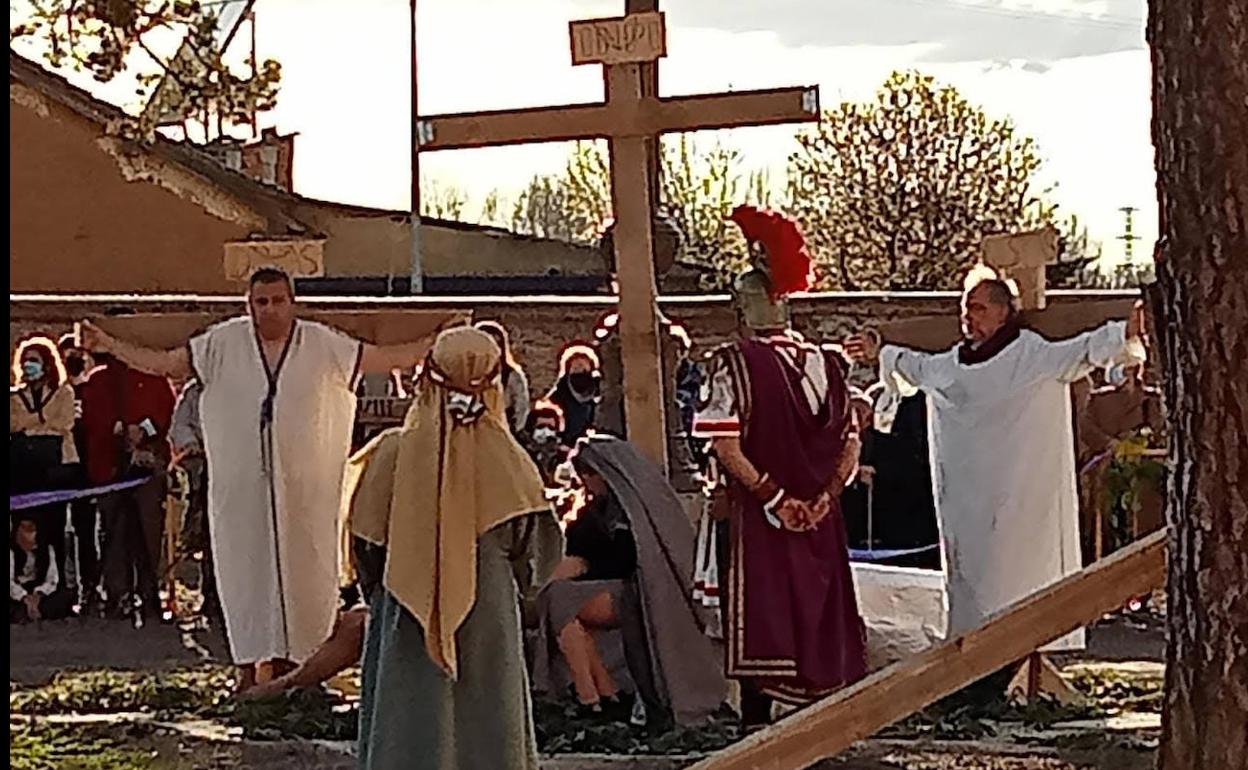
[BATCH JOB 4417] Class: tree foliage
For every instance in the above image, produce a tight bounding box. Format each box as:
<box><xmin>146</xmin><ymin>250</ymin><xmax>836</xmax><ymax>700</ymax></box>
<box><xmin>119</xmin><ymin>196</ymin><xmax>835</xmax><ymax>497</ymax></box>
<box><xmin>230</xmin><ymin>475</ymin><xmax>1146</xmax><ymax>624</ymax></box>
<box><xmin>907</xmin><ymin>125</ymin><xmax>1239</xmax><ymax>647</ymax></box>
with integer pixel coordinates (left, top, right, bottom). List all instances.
<box><xmin>787</xmin><ymin>70</ymin><xmax>1047</xmax><ymax>290</ymax></box>
<box><xmin>509</xmin><ymin>141</ymin><xmax>611</xmax><ymax>243</ymax></box>
<box><xmin>658</xmin><ymin>136</ymin><xmax>773</xmax><ymax>288</ymax></box>
<box><xmin>420</xmin><ymin>177</ymin><xmax>467</xmax><ymax>221</ymax></box>
<box><xmin>11</xmin><ymin>0</ymin><xmax>281</xmax><ymax>140</ymax></box>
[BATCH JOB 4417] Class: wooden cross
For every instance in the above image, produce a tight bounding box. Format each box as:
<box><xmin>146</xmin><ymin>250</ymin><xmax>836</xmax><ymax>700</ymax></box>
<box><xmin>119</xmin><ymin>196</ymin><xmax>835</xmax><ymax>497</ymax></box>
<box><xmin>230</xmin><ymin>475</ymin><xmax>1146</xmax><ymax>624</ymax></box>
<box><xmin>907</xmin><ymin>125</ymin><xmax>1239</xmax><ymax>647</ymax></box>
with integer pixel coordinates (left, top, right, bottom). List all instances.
<box><xmin>980</xmin><ymin>226</ymin><xmax>1060</xmax><ymax>311</ymax></box>
<box><xmin>416</xmin><ymin>8</ymin><xmax>820</xmax><ymax>470</ymax></box>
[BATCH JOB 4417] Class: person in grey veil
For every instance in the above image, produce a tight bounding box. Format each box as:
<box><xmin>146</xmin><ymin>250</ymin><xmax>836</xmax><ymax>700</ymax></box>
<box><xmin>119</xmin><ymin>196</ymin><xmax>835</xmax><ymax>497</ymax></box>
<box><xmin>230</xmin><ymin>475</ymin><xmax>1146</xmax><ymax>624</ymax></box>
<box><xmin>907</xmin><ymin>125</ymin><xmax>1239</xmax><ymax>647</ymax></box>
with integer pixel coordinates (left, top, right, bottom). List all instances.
<box><xmin>533</xmin><ymin>434</ymin><xmax>726</xmax><ymax>730</ymax></box>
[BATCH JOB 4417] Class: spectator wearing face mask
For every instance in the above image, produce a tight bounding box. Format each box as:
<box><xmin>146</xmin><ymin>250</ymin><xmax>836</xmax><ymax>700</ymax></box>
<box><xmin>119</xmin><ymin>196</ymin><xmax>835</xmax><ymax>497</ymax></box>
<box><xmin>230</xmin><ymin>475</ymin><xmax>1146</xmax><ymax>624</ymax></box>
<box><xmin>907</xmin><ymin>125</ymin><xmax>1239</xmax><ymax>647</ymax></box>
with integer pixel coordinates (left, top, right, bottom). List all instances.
<box><xmin>547</xmin><ymin>345</ymin><xmax>601</xmax><ymax>448</ymax></box>
<box><xmin>522</xmin><ymin>400</ymin><xmax>568</xmax><ymax>486</ymax></box>
<box><xmin>10</xmin><ymin>337</ymin><xmax>81</xmax><ymax>581</ymax></box>
<box><xmin>10</xmin><ymin>337</ymin><xmax>79</xmax><ymax>469</ymax></box>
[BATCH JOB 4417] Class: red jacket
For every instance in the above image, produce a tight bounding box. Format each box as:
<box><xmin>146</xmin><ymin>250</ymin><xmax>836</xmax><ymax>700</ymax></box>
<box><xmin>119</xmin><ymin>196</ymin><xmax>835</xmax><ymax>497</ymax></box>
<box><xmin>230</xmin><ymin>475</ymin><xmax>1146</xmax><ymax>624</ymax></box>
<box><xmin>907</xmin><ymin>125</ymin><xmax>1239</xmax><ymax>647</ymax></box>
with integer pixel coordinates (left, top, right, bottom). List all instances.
<box><xmin>79</xmin><ymin>362</ymin><xmax>175</xmax><ymax>485</ymax></box>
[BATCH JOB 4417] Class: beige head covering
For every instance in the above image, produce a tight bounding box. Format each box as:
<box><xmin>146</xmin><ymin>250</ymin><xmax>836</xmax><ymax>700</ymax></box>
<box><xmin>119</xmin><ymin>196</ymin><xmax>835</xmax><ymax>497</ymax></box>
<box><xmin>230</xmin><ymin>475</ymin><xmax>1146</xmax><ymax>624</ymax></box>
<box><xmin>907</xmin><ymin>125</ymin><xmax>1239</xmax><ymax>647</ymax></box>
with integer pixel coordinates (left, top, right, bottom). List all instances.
<box><xmin>347</xmin><ymin>326</ymin><xmax>549</xmax><ymax>678</ymax></box>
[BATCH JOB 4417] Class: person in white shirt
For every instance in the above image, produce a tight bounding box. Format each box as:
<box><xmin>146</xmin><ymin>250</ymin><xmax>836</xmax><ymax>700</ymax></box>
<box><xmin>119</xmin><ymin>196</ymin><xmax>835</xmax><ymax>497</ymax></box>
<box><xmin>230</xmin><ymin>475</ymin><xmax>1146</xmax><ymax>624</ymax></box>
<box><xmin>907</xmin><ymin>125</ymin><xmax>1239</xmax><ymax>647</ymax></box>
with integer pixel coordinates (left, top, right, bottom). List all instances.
<box><xmin>79</xmin><ymin>267</ymin><xmax>435</xmax><ymax>691</ymax></box>
<box><xmin>10</xmin><ymin>515</ymin><xmax>74</xmax><ymax>623</ymax></box>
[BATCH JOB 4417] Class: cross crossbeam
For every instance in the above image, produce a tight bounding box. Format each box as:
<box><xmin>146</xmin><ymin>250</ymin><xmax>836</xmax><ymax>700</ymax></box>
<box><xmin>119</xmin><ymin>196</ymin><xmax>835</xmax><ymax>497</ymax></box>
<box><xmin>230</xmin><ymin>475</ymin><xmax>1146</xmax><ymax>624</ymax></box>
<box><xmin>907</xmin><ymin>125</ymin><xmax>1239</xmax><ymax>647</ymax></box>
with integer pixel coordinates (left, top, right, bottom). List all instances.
<box><xmin>417</xmin><ymin>86</ymin><xmax>819</xmax><ymax>150</ymax></box>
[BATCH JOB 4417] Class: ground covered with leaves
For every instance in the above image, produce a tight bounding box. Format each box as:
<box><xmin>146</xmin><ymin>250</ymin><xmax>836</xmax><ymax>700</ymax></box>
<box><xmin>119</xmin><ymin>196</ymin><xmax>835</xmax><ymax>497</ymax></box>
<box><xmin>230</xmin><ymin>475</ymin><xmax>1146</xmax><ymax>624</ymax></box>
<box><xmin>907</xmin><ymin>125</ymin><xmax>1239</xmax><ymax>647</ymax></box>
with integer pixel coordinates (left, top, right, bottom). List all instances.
<box><xmin>9</xmin><ymin>659</ymin><xmax>1163</xmax><ymax>767</ymax></box>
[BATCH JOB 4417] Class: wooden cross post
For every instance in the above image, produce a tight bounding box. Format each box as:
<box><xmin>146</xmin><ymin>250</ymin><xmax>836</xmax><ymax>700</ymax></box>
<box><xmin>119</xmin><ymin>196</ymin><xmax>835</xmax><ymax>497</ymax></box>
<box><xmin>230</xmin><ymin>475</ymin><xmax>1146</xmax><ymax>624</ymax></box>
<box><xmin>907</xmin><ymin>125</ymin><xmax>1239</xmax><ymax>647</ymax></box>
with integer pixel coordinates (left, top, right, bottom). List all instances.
<box><xmin>980</xmin><ymin>225</ymin><xmax>1060</xmax><ymax>311</ymax></box>
<box><xmin>416</xmin><ymin>9</ymin><xmax>820</xmax><ymax>470</ymax></box>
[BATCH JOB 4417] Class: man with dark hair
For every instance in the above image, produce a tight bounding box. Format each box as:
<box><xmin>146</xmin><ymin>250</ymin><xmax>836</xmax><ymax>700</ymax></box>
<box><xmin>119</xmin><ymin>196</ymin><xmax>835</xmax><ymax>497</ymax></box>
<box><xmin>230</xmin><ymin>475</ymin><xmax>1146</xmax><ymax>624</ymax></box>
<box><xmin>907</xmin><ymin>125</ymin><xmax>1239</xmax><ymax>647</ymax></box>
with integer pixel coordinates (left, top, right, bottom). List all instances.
<box><xmin>972</xmin><ymin>278</ymin><xmax>1019</xmax><ymax>317</ymax></box>
<box><xmin>845</xmin><ymin>270</ymin><xmax>1146</xmax><ymax>653</ymax></box>
<box><xmin>10</xmin><ymin>515</ymin><xmax>75</xmax><ymax>623</ymax></box>
<box><xmin>78</xmin><ymin>267</ymin><xmax>436</xmax><ymax>690</ymax></box>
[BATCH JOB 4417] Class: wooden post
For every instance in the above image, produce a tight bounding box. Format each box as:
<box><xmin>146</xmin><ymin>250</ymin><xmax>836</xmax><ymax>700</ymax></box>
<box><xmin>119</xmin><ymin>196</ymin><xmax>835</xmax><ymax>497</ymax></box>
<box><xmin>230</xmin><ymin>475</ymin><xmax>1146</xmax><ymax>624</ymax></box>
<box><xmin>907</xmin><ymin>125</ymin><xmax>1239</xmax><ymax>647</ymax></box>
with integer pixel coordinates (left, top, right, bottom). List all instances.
<box><xmin>608</xmin><ymin>66</ymin><xmax>668</xmax><ymax>469</ymax></box>
<box><xmin>687</xmin><ymin>530</ymin><xmax>1167</xmax><ymax>770</ymax></box>
<box><xmin>624</xmin><ymin>0</ymin><xmax>661</xmax><ymax>214</ymax></box>
<box><xmin>981</xmin><ymin>226</ymin><xmax>1059</xmax><ymax>311</ymax></box>
<box><xmin>1026</xmin><ymin>651</ymin><xmax>1043</xmax><ymax>698</ymax></box>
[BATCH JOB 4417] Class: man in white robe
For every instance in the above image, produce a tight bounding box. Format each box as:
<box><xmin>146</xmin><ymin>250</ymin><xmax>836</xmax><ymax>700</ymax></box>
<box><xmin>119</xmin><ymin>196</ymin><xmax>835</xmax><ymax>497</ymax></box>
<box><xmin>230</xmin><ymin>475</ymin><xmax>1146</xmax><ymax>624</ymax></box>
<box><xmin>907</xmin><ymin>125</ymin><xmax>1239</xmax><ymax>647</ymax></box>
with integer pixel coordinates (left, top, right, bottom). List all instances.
<box><xmin>79</xmin><ymin>268</ymin><xmax>434</xmax><ymax>688</ymax></box>
<box><xmin>846</xmin><ymin>276</ymin><xmax>1145</xmax><ymax>651</ymax></box>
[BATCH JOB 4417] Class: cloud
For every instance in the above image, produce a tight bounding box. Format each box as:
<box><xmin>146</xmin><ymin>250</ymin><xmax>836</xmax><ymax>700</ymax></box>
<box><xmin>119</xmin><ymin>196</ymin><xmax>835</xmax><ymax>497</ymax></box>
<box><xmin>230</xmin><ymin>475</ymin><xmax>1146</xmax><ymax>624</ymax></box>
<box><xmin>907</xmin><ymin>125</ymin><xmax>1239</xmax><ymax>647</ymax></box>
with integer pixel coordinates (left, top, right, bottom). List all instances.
<box><xmin>582</xmin><ymin>0</ymin><xmax>1145</xmax><ymax>66</ymax></box>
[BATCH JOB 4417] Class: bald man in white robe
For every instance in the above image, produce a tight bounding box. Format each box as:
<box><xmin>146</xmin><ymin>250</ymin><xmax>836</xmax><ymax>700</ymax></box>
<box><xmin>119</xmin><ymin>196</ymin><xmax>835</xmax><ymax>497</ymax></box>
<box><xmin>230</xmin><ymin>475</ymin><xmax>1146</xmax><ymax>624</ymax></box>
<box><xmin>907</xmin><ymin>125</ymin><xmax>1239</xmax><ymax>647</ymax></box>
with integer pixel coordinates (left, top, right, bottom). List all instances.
<box><xmin>847</xmin><ymin>279</ymin><xmax>1145</xmax><ymax>650</ymax></box>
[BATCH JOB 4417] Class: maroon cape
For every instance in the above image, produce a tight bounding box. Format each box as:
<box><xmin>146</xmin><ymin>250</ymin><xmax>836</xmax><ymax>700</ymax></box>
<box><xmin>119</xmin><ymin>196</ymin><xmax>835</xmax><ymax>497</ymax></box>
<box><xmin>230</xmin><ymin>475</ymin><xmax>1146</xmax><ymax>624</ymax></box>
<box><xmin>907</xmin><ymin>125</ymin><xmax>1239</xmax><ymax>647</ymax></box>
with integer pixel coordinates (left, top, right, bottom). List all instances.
<box><xmin>726</xmin><ymin>338</ymin><xmax>867</xmax><ymax>704</ymax></box>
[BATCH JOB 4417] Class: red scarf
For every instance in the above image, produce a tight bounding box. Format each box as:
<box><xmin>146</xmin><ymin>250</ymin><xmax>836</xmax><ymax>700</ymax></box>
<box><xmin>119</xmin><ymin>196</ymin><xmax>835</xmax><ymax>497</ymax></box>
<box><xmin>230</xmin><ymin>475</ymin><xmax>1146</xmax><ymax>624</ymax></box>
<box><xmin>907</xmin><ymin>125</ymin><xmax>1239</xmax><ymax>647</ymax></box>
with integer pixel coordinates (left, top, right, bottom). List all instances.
<box><xmin>958</xmin><ymin>320</ymin><xmax>1023</xmax><ymax>365</ymax></box>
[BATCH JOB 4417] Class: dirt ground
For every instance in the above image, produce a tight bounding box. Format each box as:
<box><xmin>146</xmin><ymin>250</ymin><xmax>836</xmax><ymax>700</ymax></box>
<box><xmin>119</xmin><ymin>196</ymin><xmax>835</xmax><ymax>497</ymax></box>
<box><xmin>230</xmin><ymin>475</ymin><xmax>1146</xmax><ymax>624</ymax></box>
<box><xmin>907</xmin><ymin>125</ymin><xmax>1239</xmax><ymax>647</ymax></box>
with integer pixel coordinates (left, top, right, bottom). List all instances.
<box><xmin>9</xmin><ymin>613</ymin><xmax>1163</xmax><ymax>770</ymax></box>
<box><xmin>9</xmin><ymin>615</ymin><xmax>228</xmax><ymax>686</ymax></box>
<box><xmin>9</xmin><ymin>606</ymin><xmax>1164</xmax><ymax>685</ymax></box>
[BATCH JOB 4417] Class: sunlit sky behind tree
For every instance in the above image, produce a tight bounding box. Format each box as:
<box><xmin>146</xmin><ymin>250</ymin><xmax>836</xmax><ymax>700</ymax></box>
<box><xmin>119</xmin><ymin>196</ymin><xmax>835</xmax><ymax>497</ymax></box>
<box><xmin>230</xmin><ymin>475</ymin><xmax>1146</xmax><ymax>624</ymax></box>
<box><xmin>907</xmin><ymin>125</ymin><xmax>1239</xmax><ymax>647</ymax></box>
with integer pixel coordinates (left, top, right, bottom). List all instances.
<box><xmin>12</xmin><ymin>0</ymin><xmax>1158</xmax><ymax>267</ymax></box>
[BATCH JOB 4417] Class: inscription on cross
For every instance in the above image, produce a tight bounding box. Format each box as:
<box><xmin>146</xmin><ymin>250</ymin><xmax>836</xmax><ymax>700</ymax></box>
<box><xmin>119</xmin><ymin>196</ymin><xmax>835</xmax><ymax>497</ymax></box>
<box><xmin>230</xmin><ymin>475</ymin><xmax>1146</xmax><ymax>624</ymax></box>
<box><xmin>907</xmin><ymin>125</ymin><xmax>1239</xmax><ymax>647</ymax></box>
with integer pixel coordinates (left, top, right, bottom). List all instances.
<box><xmin>569</xmin><ymin>11</ymin><xmax>665</xmax><ymax>66</ymax></box>
<box><xmin>416</xmin><ymin>7</ymin><xmax>821</xmax><ymax>470</ymax></box>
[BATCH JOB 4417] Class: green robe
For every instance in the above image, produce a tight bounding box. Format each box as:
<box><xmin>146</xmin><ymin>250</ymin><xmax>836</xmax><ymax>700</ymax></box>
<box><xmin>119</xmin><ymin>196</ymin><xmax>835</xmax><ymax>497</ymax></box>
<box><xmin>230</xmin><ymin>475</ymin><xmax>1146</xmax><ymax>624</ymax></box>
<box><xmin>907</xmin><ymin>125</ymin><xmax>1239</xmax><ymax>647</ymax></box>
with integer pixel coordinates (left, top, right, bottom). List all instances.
<box><xmin>358</xmin><ymin>511</ymin><xmax>564</xmax><ymax>770</ymax></box>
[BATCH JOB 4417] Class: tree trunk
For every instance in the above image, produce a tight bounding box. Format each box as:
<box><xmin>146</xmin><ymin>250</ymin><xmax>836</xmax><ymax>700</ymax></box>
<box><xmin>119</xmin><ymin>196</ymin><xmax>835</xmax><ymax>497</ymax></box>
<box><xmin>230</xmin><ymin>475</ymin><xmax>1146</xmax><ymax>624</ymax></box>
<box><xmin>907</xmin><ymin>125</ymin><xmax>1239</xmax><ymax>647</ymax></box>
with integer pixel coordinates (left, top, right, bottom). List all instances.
<box><xmin>1147</xmin><ymin>2</ymin><xmax>1248</xmax><ymax>768</ymax></box>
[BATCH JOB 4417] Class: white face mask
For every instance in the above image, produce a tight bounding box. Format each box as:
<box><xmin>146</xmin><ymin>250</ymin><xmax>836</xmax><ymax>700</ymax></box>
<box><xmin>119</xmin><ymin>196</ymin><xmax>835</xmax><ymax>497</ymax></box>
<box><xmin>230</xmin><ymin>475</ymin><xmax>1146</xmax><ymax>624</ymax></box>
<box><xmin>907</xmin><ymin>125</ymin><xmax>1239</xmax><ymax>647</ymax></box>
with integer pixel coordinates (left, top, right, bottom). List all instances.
<box><xmin>532</xmin><ymin>426</ymin><xmax>557</xmax><ymax>443</ymax></box>
<box><xmin>446</xmin><ymin>391</ymin><xmax>486</xmax><ymax>425</ymax></box>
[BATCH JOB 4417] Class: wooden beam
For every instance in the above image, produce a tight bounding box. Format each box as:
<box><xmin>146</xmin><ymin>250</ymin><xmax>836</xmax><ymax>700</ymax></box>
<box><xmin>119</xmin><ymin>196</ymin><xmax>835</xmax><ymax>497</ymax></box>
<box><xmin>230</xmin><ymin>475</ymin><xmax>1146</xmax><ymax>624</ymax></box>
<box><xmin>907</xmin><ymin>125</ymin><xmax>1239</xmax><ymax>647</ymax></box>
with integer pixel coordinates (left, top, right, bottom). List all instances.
<box><xmin>646</xmin><ymin>86</ymin><xmax>819</xmax><ymax>135</ymax></box>
<box><xmin>874</xmin><ymin>296</ymin><xmax>1138</xmax><ymax>352</ymax></box>
<box><xmin>419</xmin><ymin>101</ymin><xmax>616</xmax><ymax>150</ymax></box>
<box><xmin>608</xmin><ymin>63</ymin><xmax>669</xmax><ymax>472</ymax></box>
<box><xmin>417</xmin><ymin>87</ymin><xmax>819</xmax><ymax>150</ymax></box>
<box><xmin>687</xmin><ymin>530</ymin><xmax>1167</xmax><ymax>770</ymax></box>
<box><xmin>981</xmin><ymin>227</ymin><xmax>1059</xmax><ymax>311</ymax></box>
<box><xmin>89</xmin><ymin>310</ymin><xmax>467</xmax><ymax>350</ymax></box>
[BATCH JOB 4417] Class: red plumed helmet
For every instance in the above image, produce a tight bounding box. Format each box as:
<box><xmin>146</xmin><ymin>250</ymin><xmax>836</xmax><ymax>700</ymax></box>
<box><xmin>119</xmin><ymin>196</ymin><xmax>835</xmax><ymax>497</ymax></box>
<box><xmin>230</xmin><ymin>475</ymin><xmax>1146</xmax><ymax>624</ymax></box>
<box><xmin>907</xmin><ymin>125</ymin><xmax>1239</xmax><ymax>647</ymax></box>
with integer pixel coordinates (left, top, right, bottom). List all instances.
<box><xmin>728</xmin><ymin>205</ymin><xmax>814</xmax><ymax>299</ymax></box>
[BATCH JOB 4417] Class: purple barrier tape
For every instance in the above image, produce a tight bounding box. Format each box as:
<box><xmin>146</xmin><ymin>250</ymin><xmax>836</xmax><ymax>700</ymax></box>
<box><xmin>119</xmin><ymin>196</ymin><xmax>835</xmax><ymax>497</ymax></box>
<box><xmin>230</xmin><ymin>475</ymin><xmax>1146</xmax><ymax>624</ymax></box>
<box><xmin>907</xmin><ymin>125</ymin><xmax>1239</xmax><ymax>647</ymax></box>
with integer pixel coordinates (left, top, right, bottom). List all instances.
<box><xmin>849</xmin><ymin>544</ymin><xmax>940</xmax><ymax>563</ymax></box>
<box><xmin>10</xmin><ymin>476</ymin><xmax>153</xmax><ymax>511</ymax></box>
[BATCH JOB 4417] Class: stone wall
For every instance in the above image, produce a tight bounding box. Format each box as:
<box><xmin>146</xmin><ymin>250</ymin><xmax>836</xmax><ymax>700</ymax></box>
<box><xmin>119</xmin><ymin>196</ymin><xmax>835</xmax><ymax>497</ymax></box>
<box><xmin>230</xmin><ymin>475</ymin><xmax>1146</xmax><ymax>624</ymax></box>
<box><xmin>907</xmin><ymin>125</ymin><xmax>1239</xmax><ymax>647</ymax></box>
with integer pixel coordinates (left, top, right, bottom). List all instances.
<box><xmin>10</xmin><ymin>291</ymin><xmax>1139</xmax><ymax>394</ymax></box>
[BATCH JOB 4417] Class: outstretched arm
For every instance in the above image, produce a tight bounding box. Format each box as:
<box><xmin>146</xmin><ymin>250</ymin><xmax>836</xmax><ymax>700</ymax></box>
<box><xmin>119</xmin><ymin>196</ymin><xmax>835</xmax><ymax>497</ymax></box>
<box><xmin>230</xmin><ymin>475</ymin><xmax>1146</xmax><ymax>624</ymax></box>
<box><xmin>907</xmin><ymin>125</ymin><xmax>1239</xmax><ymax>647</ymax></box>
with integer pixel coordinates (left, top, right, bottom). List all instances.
<box><xmin>1019</xmin><ymin>302</ymin><xmax>1148</xmax><ymax>385</ymax></box>
<box><xmin>1030</xmin><ymin>304</ymin><xmax>1147</xmax><ymax>384</ymax></box>
<box><xmin>359</xmin><ymin>338</ymin><xmax>434</xmax><ymax>375</ymax></box>
<box><xmin>845</xmin><ymin>330</ymin><xmax>937</xmax><ymax>390</ymax></box>
<box><xmin>78</xmin><ymin>320</ymin><xmax>191</xmax><ymax>380</ymax></box>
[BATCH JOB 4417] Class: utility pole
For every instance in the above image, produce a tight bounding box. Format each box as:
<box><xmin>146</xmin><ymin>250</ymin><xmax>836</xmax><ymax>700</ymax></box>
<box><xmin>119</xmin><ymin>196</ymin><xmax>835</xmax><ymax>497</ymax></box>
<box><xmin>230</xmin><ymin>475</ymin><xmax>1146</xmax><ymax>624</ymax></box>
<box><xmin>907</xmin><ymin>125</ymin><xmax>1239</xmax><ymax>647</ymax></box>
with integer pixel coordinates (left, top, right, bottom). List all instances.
<box><xmin>409</xmin><ymin>0</ymin><xmax>424</xmax><ymax>294</ymax></box>
<box><xmin>1117</xmin><ymin>206</ymin><xmax>1140</xmax><ymax>262</ymax></box>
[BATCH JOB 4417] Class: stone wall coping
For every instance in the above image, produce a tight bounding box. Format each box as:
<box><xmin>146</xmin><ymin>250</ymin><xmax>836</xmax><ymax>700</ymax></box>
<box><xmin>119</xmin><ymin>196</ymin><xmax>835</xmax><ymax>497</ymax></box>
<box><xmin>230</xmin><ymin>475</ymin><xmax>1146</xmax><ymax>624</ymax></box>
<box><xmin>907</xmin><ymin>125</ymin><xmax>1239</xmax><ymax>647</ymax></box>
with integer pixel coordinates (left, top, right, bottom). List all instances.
<box><xmin>9</xmin><ymin>288</ymin><xmax>1140</xmax><ymax>311</ymax></box>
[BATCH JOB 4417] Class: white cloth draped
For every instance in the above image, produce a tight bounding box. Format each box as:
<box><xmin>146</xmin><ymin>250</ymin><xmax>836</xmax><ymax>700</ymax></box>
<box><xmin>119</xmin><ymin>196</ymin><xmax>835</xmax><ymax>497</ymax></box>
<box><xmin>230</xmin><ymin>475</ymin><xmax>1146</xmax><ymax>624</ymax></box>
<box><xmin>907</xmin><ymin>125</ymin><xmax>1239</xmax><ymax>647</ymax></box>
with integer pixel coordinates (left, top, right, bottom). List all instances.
<box><xmin>190</xmin><ymin>317</ymin><xmax>362</xmax><ymax>664</ymax></box>
<box><xmin>880</xmin><ymin>322</ymin><xmax>1143</xmax><ymax>651</ymax></box>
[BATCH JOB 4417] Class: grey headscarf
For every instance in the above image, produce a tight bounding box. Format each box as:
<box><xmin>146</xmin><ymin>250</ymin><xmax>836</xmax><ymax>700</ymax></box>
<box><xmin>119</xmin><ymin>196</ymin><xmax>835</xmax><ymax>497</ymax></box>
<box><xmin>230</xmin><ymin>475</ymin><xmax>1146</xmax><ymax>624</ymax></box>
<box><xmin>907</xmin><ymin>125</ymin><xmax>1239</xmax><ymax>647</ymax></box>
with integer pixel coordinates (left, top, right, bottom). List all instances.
<box><xmin>570</xmin><ymin>435</ymin><xmax>726</xmax><ymax>725</ymax></box>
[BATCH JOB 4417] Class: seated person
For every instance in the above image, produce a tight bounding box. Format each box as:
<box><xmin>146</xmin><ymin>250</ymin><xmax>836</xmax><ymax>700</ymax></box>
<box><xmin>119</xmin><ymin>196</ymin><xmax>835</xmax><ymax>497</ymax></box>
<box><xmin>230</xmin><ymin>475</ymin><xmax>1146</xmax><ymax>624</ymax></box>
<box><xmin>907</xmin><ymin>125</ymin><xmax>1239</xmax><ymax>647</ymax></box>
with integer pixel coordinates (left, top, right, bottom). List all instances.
<box><xmin>542</xmin><ymin>455</ymin><xmax>637</xmax><ymax>716</ymax></box>
<box><xmin>532</xmin><ymin>435</ymin><xmax>724</xmax><ymax>728</ymax></box>
<box><xmin>243</xmin><ymin>573</ymin><xmax>379</xmax><ymax>698</ymax></box>
<box><xmin>10</xmin><ymin>514</ymin><xmax>75</xmax><ymax>623</ymax></box>
<box><xmin>243</xmin><ymin>604</ymin><xmax>368</xmax><ymax>697</ymax></box>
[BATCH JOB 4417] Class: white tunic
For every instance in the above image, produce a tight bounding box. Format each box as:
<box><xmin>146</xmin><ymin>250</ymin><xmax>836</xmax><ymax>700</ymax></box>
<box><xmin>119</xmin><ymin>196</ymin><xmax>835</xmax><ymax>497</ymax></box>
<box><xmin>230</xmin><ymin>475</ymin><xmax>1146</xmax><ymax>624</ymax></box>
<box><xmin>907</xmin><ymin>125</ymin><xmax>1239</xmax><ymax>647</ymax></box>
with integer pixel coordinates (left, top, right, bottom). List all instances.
<box><xmin>880</xmin><ymin>322</ymin><xmax>1142</xmax><ymax>651</ymax></box>
<box><xmin>190</xmin><ymin>317</ymin><xmax>362</xmax><ymax>664</ymax></box>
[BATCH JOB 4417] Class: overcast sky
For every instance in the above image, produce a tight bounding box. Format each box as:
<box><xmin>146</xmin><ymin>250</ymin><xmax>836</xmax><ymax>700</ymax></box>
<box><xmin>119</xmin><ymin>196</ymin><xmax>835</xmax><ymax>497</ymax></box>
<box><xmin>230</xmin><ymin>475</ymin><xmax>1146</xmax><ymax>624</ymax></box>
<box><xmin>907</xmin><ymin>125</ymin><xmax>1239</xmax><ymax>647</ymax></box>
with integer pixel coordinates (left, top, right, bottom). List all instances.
<box><xmin>15</xmin><ymin>0</ymin><xmax>1158</xmax><ymax>264</ymax></box>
